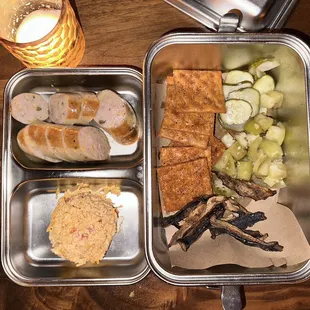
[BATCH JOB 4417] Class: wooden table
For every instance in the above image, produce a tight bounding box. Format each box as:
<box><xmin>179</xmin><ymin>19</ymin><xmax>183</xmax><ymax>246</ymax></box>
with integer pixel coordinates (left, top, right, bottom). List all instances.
<box><xmin>1</xmin><ymin>1</ymin><xmax>310</xmax><ymax>309</ymax></box>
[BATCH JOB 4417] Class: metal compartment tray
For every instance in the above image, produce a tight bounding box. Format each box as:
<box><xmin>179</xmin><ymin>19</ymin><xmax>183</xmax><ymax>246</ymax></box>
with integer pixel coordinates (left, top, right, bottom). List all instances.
<box><xmin>7</xmin><ymin>68</ymin><xmax>143</xmax><ymax>170</ymax></box>
<box><xmin>1</xmin><ymin>67</ymin><xmax>149</xmax><ymax>286</ymax></box>
<box><xmin>144</xmin><ymin>32</ymin><xmax>310</xmax><ymax>286</ymax></box>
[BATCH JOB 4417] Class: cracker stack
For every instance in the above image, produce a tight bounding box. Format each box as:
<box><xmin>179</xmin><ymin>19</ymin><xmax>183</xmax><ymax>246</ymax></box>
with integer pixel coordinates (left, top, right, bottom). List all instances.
<box><xmin>157</xmin><ymin>70</ymin><xmax>226</xmax><ymax>213</ymax></box>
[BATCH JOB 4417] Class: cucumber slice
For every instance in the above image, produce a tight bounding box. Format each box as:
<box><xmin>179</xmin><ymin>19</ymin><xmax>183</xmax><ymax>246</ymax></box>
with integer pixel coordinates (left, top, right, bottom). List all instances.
<box><xmin>219</xmin><ymin>119</ymin><xmax>245</xmax><ymax>132</ymax></box>
<box><xmin>223</xmin><ymin>82</ymin><xmax>252</xmax><ymax>99</ymax></box>
<box><xmin>249</xmin><ymin>65</ymin><xmax>257</xmax><ymax>77</ymax></box>
<box><xmin>256</xmin><ymin>70</ymin><xmax>266</xmax><ymax>79</ymax></box>
<box><xmin>249</xmin><ymin>64</ymin><xmax>265</xmax><ymax>79</ymax></box>
<box><xmin>249</xmin><ymin>58</ymin><xmax>280</xmax><ymax>79</ymax></box>
<box><xmin>224</xmin><ymin>70</ymin><xmax>254</xmax><ymax>84</ymax></box>
<box><xmin>253</xmin><ymin>75</ymin><xmax>275</xmax><ymax>94</ymax></box>
<box><xmin>256</xmin><ymin>59</ymin><xmax>280</xmax><ymax>72</ymax></box>
<box><xmin>228</xmin><ymin>88</ymin><xmax>260</xmax><ymax>117</ymax></box>
<box><xmin>220</xmin><ymin>99</ymin><xmax>252</xmax><ymax>125</ymax></box>
<box><xmin>261</xmin><ymin>90</ymin><xmax>284</xmax><ymax>109</ymax></box>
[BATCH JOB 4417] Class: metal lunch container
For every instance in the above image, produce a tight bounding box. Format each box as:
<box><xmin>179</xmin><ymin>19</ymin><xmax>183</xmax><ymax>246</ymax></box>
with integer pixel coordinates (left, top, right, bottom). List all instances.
<box><xmin>143</xmin><ymin>0</ymin><xmax>310</xmax><ymax>308</ymax></box>
<box><xmin>2</xmin><ymin>1</ymin><xmax>310</xmax><ymax>309</ymax></box>
<box><xmin>1</xmin><ymin>68</ymin><xmax>149</xmax><ymax>286</ymax></box>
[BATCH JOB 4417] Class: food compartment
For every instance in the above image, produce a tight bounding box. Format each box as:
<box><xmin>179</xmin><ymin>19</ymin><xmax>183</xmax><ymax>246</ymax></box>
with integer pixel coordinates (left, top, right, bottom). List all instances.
<box><xmin>4</xmin><ymin>68</ymin><xmax>143</xmax><ymax>170</ymax></box>
<box><xmin>145</xmin><ymin>33</ymin><xmax>310</xmax><ymax>285</ymax></box>
<box><xmin>4</xmin><ymin>178</ymin><xmax>148</xmax><ymax>286</ymax></box>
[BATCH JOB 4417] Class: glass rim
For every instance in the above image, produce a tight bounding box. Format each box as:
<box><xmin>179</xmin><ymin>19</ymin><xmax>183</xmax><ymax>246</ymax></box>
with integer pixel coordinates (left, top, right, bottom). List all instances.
<box><xmin>0</xmin><ymin>0</ymin><xmax>67</xmax><ymax>47</ymax></box>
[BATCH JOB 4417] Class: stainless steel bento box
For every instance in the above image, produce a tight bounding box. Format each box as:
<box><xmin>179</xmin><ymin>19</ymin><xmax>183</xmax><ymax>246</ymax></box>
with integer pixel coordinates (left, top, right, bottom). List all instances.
<box><xmin>144</xmin><ymin>32</ymin><xmax>310</xmax><ymax>286</ymax></box>
<box><xmin>1</xmin><ymin>67</ymin><xmax>149</xmax><ymax>286</ymax></box>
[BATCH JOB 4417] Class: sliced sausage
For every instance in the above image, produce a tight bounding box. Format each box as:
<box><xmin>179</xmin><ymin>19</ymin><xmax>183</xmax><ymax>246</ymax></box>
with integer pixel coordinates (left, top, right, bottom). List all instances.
<box><xmin>63</xmin><ymin>126</ymin><xmax>110</xmax><ymax>161</ymax></box>
<box><xmin>95</xmin><ymin>90</ymin><xmax>139</xmax><ymax>145</ymax></box>
<box><xmin>17</xmin><ymin>125</ymin><xmax>61</xmax><ymax>163</ymax></box>
<box><xmin>77</xmin><ymin>92</ymin><xmax>99</xmax><ymax>124</ymax></box>
<box><xmin>45</xmin><ymin>124</ymin><xmax>74</xmax><ymax>161</ymax></box>
<box><xmin>17</xmin><ymin>123</ymin><xmax>110</xmax><ymax>162</ymax></box>
<box><xmin>10</xmin><ymin>93</ymin><xmax>49</xmax><ymax>124</ymax></box>
<box><xmin>49</xmin><ymin>93</ymin><xmax>82</xmax><ymax>125</ymax></box>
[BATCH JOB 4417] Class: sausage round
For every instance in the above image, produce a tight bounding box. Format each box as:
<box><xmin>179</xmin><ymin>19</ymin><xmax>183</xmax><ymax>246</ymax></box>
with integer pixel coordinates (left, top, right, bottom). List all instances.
<box><xmin>95</xmin><ymin>90</ymin><xmax>138</xmax><ymax>144</ymax></box>
<box><xmin>49</xmin><ymin>93</ymin><xmax>83</xmax><ymax>125</ymax></box>
<box><xmin>17</xmin><ymin>123</ymin><xmax>110</xmax><ymax>162</ymax></box>
<box><xmin>77</xmin><ymin>92</ymin><xmax>100</xmax><ymax>124</ymax></box>
<box><xmin>63</xmin><ymin>126</ymin><xmax>110</xmax><ymax>161</ymax></box>
<box><xmin>10</xmin><ymin>93</ymin><xmax>49</xmax><ymax>124</ymax></box>
<box><xmin>17</xmin><ymin>125</ymin><xmax>61</xmax><ymax>163</ymax></box>
<box><xmin>49</xmin><ymin>92</ymin><xmax>100</xmax><ymax>125</ymax></box>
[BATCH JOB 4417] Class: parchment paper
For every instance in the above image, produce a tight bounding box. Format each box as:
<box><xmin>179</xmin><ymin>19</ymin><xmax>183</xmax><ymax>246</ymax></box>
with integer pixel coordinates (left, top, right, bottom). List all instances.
<box><xmin>166</xmin><ymin>194</ymin><xmax>310</xmax><ymax>269</ymax></box>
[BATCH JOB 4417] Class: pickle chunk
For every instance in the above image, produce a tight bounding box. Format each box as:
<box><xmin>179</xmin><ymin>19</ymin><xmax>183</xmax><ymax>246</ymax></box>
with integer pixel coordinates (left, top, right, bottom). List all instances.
<box><xmin>237</xmin><ymin>161</ymin><xmax>253</xmax><ymax>181</ymax></box>
<box><xmin>259</xmin><ymin>139</ymin><xmax>283</xmax><ymax>160</ymax></box>
<box><xmin>227</xmin><ymin>142</ymin><xmax>247</xmax><ymax>161</ymax></box>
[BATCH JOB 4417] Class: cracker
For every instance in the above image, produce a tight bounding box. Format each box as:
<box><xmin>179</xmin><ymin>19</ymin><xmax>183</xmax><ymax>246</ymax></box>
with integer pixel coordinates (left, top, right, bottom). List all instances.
<box><xmin>161</xmin><ymin>109</ymin><xmax>215</xmax><ymax>136</ymax></box>
<box><xmin>170</xmin><ymin>70</ymin><xmax>226</xmax><ymax>113</ymax></box>
<box><xmin>169</xmin><ymin>141</ymin><xmax>188</xmax><ymax>147</ymax></box>
<box><xmin>157</xmin><ymin>158</ymin><xmax>212</xmax><ymax>212</ymax></box>
<box><xmin>160</xmin><ymin>146</ymin><xmax>212</xmax><ymax>173</ymax></box>
<box><xmin>209</xmin><ymin>135</ymin><xmax>226</xmax><ymax>167</ymax></box>
<box><xmin>159</xmin><ymin>127</ymin><xmax>209</xmax><ymax>149</ymax></box>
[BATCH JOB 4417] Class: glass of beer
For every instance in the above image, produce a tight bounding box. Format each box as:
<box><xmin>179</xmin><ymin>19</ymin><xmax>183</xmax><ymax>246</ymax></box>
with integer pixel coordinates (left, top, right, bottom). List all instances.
<box><xmin>0</xmin><ymin>0</ymin><xmax>85</xmax><ymax>67</ymax></box>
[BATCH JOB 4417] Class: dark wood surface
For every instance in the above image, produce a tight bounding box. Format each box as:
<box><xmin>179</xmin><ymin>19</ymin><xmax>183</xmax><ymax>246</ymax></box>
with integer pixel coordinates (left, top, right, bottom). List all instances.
<box><xmin>1</xmin><ymin>1</ymin><xmax>310</xmax><ymax>309</ymax></box>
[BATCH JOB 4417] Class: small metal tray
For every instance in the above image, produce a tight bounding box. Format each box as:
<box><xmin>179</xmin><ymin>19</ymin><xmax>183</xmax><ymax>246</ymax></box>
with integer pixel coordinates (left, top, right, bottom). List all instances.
<box><xmin>1</xmin><ymin>67</ymin><xmax>149</xmax><ymax>286</ymax></box>
<box><xmin>7</xmin><ymin>68</ymin><xmax>143</xmax><ymax>170</ymax></box>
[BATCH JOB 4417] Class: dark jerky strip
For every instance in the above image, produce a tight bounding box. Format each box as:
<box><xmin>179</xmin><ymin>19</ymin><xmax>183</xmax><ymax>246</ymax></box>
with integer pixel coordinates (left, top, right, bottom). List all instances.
<box><xmin>169</xmin><ymin>196</ymin><xmax>226</xmax><ymax>247</ymax></box>
<box><xmin>215</xmin><ymin>171</ymin><xmax>276</xmax><ymax>201</ymax></box>
<box><xmin>210</xmin><ymin>216</ymin><xmax>283</xmax><ymax>252</ymax></box>
<box><xmin>176</xmin><ymin>203</ymin><xmax>226</xmax><ymax>251</ymax></box>
<box><xmin>180</xmin><ymin>210</ymin><xmax>266</xmax><ymax>248</ymax></box>
<box><xmin>210</xmin><ymin>228</ymin><xmax>267</xmax><ymax>240</ymax></box>
<box><xmin>161</xmin><ymin>195</ymin><xmax>212</xmax><ymax>228</ymax></box>
<box><xmin>243</xmin><ymin>230</ymin><xmax>268</xmax><ymax>240</ymax></box>
<box><xmin>224</xmin><ymin>199</ymin><xmax>250</xmax><ymax>215</ymax></box>
<box><xmin>229</xmin><ymin>211</ymin><xmax>266</xmax><ymax>229</ymax></box>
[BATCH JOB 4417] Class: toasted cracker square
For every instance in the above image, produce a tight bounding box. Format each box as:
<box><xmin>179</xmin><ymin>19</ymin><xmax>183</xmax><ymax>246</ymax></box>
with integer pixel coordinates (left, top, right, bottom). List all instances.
<box><xmin>169</xmin><ymin>141</ymin><xmax>187</xmax><ymax>147</ymax></box>
<box><xmin>161</xmin><ymin>108</ymin><xmax>215</xmax><ymax>136</ymax></box>
<box><xmin>209</xmin><ymin>135</ymin><xmax>226</xmax><ymax>167</ymax></box>
<box><xmin>157</xmin><ymin>158</ymin><xmax>212</xmax><ymax>212</ymax></box>
<box><xmin>169</xmin><ymin>70</ymin><xmax>226</xmax><ymax>113</ymax></box>
<box><xmin>160</xmin><ymin>146</ymin><xmax>212</xmax><ymax>174</ymax></box>
<box><xmin>159</xmin><ymin>127</ymin><xmax>209</xmax><ymax>149</ymax></box>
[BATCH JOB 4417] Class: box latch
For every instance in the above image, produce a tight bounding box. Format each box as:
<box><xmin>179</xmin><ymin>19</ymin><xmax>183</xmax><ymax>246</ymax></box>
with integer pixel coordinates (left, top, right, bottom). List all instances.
<box><xmin>218</xmin><ymin>12</ymin><xmax>240</xmax><ymax>32</ymax></box>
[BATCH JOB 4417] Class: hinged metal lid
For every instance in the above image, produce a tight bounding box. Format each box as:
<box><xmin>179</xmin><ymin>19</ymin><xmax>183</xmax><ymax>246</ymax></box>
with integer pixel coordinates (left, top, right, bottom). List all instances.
<box><xmin>164</xmin><ymin>0</ymin><xmax>299</xmax><ymax>32</ymax></box>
